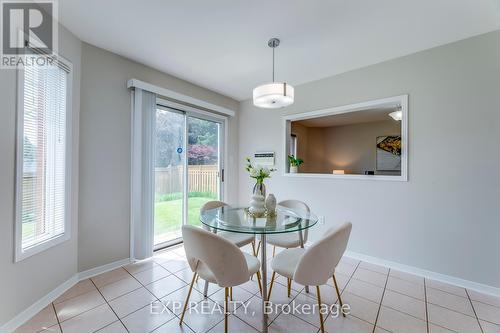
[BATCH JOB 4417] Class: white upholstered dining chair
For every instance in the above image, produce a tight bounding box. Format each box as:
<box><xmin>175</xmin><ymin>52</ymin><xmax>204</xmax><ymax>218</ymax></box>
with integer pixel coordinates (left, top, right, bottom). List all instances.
<box><xmin>200</xmin><ymin>201</ymin><xmax>257</xmax><ymax>250</ymax></box>
<box><xmin>268</xmin><ymin>222</ymin><xmax>352</xmax><ymax>333</ymax></box>
<box><xmin>257</xmin><ymin>200</ymin><xmax>310</xmax><ymax>257</ymax></box>
<box><xmin>199</xmin><ymin>201</ymin><xmax>262</xmax><ymax>296</ymax></box>
<box><xmin>180</xmin><ymin>225</ymin><xmax>261</xmax><ymax>333</ymax></box>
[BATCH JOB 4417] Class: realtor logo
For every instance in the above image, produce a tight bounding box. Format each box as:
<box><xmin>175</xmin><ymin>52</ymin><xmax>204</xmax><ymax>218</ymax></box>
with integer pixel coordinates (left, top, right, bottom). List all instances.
<box><xmin>1</xmin><ymin>0</ymin><xmax>58</xmax><ymax>68</ymax></box>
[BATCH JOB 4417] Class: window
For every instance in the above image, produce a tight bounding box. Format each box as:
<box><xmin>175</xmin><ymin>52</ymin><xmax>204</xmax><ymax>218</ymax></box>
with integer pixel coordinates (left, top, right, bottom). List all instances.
<box><xmin>15</xmin><ymin>58</ymin><xmax>72</xmax><ymax>261</ymax></box>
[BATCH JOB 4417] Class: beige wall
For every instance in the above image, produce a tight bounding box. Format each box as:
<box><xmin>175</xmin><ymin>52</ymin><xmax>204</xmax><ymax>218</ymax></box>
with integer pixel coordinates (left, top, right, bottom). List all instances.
<box><xmin>0</xmin><ymin>25</ymin><xmax>81</xmax><ymax>325</ymax></box>
<box><xmin>78</xmin><ymin>43</ymin><xmax>239</xmax><ymax>271</ymax></box>
<box><xmin>238</xmin><ymin>30</ymin><xmax>500</xmax><ymax>288</ymax></box>
<box><xmin>325</xmin><ymin>120</ymin><xmax>400</xmax><ymax>175</ymax></box>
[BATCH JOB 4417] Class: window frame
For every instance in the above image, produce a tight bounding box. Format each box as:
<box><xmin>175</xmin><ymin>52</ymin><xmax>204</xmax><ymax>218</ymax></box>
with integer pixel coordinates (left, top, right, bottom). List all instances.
<box><xmin>14</xmin><ymin>55</ymin><xmax>73</xmax><ymax>262</ymax></box>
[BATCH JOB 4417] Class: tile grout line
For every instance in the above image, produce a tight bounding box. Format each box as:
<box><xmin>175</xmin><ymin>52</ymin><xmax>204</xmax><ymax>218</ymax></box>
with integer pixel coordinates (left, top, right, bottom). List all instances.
<box><xmin>326</xmin><ymin>260</ymin><xmax>384</xmax><ymax>328</ymax></box>
<box><xmin>423</xmin><ymin>278</ymin><xmax>429</xmax><ymax>333</ymax></box>
<box><xmin>122</xmin><ymin>263</ymin><xmax>185</xmax><ymax>332</ymax></box>
<box><xmin>122</xmin><ymin>259</ymin><xmax>223</xmax><ymax>333</ymax></box>
<box><xmin>316</xmin><ymin>259</ymin><xmax>364</xmax><ymax>326</ymax></box>
<box><xmin>89</xmin><ymin>278</ymin><xmax>131</xmax><ymax>333</ymax></box>
<box><xmin>371</xmin><ymin>268</ymin><xmax>390</xmax><ymax>333</ymax></box>
<box><xmin>465</xmin><ymin>288</ymin><xmax>484</xmax><ymax>333</ymax></box>
<box><xmin>334</xmin><ymin>260</ymin><xmax>394</xmax><ymax>329</ymax></box>
<box><xmin>51</xmin><ymin>302</ymin><xmax>63</xmax><ymax>333</ymax></box>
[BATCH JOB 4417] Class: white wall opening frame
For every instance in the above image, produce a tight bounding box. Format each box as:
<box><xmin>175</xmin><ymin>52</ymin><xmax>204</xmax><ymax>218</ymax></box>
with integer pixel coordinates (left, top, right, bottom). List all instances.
<box><xmin>14</xmin><ymin>56</ymin><xmax>74</xmax><ymax>262</ymax></box>
<box><xmin>283</xmin><ymin>94</ymin><xmax>408</xmax><ymax>181</ymax></box>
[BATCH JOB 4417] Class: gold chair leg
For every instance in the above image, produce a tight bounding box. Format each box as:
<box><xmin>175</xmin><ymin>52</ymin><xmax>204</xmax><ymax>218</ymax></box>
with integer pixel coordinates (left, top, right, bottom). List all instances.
<box><xmin>268</xmin><ymin>271</ymin><xmax>276</xmax><ymax>300</ymax></box>
<box><xmin>287</xmin><ymin>278</ymin><xmax>292</xmax><ymax>298</ymax></box>
<box><xmin>316</xmin><ymin>286</ymin><xmax>325</xmax><ymax>333</ymax></box>
<box><xmin>180</xmin><ymin>273</ymin><xmax>197</xmax><ymax>325</ymax></box>
<box><xmin>224</xmin><ymin>287</ymin><xmax>229</xmax><ymax>333</ymax></box>
<box><xmin>256</xmin><ymin>270</ymin><xmax>263</xmax><ymax>296</ymax></box>
<box><xmin>332</xmin><ymin>274</ymin><xmax>346</xmax><ymax>317</ymax></box>
<box><xmin>255</xmin><ymin>240</ymin><xmax>261</xmax><ymax>256</ymax></box>
<box><xmin>272</xmin><ymin>246</ymin><xmax>276</xmax><ymax>257</ymax></box>
<box><xmin>230</xmin><ymin>287</ymin><xmax>233</xmax><ymax>301</ymax></box>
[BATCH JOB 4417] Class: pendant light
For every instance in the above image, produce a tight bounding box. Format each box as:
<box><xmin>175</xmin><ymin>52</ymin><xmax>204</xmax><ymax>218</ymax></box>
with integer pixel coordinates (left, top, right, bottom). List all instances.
<box><xmin>253</xmin><ymin>38</ymin><xmax>294</xmax><ymax>108</ymax></box>
<box><xmin>389</xmin><ymin>106</ymin><xmax>403</xmax><ymax>121</ymax></box>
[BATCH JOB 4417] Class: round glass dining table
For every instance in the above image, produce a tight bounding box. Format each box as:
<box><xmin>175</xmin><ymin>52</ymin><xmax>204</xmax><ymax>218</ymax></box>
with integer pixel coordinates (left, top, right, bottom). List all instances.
<box><xmin>200</xmin><ymin>205</ymin><xmax>318</xmax><ymax>333</ymax></box>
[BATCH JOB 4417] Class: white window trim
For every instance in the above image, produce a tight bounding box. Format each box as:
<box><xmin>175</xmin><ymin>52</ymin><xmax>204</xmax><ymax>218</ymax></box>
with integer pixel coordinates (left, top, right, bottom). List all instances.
<box><xmin>127</xmin><ymin>78</ymin><xmax>236</xmax><ymax>117</ymax></box>
<box><xmin>14</xmin><ymin>56</ymin><xmax>73</xmax><ymax>262</ymax></box>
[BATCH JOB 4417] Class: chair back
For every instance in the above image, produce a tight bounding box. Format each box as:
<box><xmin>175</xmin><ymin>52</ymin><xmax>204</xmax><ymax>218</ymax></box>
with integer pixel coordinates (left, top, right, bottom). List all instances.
<box><xmin>200</xmin><ymin>200</ymin><xmax>227</xmax><ymax>231</ymax></box>
<box><xmin>182</xmin><ymin>225</ymin><xmax>249</xmax><ymax>287</ymax></box>
<box><xmin>278</xmin><ymin>200</ymin><xmax>311</xmax><ymax>243</ymax></box>
<box><xmin>293</xmin><ymin>222</ymin><xmax>352</xmax><ymax>286</ymax></box>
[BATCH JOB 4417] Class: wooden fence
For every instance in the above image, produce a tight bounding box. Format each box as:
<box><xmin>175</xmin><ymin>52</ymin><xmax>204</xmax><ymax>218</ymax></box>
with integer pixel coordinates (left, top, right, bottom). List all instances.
<box><xmin>155</xmin><ymin>165</ymin><xmax>218</xmax><ymax>196</ymax></box>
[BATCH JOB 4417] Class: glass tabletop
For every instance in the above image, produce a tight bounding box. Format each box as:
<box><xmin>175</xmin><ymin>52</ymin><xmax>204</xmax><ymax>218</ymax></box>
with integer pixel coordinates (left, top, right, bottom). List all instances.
<box><xmin>200</xmin><ymin>205</ymin><xmax>318</xmax><ymax>234</ymax></box>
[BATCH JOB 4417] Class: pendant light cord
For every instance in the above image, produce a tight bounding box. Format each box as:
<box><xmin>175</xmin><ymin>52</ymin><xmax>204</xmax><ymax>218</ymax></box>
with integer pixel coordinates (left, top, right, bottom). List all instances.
<box><xmin>272</xmin><ymin>46</ymin><xmax>275</xmax><ymax>82</ymax></box>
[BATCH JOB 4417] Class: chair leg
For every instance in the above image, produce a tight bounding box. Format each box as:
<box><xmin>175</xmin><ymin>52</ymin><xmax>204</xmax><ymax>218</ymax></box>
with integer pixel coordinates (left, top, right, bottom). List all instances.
<box><xmin>268</xmin><ymin>271</ymin><xmax>276</xmax><ymax>300</ymax></box>
<box><xmin>272</xmin><ymin>246</ymin><xmax>276</xmax><ymax>257</ymax></box>
<box><xmin>224</xmin><ymin>287</ymin><xmax>229</xmax><ymax>333</ymax></box>
<box><xmin>256</xmin><ymin>270</ymin><xmax>263</xmax><ymax>296</ymax></box>
<box><xmin>332</xmin><ymin>274</ymin><xmax>346</xmax><ymax>317</ymax></box>
<box><xmin>316</xmin><ymin>286</ymin><xmax>325</xmax><ymax>333</ymax></box>
<box><xmin>180</xmin><ymin>273</ymin><xmax>197</xmax><ymax>325</ymax></box>
<box><xmin>230</xmin><ymin>287</ymin><xmax>233</xmax><ymax>301</ymax></box>
<box><xmin>255</xmin><ymin>240</ymin><xmax>261</xmax><ymax>256</ymax></box>
<box><xmin>287</xmin><ymin>278</ymin><xmax>292</xmax><ymax>298</ymax></box>
<box><xmin>203</xmin><ymin>280</ymin><xmax>209</xmax><ymax>297</ymax></box>
<box><xmin>250</xmin><ymin>242</ymin><xmax>257</xmax><ymax>281</ymax></box>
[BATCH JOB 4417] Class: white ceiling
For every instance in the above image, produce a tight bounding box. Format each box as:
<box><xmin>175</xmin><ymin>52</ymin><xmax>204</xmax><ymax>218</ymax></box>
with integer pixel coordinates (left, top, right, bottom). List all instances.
<box><xmin>59</xmin><ymin>0</ymin><xmax>500</xmax><ymax>101</ymax></box>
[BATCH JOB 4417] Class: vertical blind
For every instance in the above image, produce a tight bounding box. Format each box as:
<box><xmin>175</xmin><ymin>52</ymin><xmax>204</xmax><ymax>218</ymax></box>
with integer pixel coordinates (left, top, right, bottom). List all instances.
<box><xmin>20</xmin><ymin>61</ymin><xmax>69</xmax><ymax>251</ymax></box>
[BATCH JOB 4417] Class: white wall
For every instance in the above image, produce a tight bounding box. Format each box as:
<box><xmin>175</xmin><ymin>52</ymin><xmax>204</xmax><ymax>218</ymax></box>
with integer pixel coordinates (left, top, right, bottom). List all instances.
<box><xmin>238</xmin><ymin>30</ymin><xmax>500</xmax><ymax>288</ymax></box>
<box><xmin>0</xmin><ymin>25</ymin><xmax>81</xmax><ymax>325</ymax></box>
<box><xmin>78</xmin><ymin>43</ymin><xmax>240</xmax><ymax>271</ymax></box>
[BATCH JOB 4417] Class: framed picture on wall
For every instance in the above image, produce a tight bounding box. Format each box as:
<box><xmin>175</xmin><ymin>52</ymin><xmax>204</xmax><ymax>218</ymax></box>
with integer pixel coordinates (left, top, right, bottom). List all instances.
<box><xmin>376</xmin><ymin>136</ymin><xmax>401</xmax><ymax>171</ymax></box>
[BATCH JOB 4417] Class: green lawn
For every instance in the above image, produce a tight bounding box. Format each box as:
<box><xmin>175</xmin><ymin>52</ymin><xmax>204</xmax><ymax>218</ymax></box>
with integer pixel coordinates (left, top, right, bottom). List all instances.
<box><xmin>154</xmin><ymin>197</ymin><xmax>212</xmax><ymax>236</ymax></box>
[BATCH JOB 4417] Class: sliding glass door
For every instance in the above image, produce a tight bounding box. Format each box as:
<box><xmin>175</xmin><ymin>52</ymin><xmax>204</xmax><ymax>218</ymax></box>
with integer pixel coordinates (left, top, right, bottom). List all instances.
<box><xmin>154</xmin><ymin>106</ymin><xmax>223</xmax><ymax>249</ymax></box>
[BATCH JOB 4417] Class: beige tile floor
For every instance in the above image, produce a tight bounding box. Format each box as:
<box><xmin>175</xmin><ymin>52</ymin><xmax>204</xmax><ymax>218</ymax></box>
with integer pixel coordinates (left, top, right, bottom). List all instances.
<box><xmin>14</xmin><ymin>244</ymin><xmax>500</xmax><ymax>333</ymax></box>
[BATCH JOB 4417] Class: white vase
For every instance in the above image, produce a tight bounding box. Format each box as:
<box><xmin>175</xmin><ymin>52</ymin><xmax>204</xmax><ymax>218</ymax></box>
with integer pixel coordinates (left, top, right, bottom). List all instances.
<box><xmin>290</xmin><ymin>165</ymin><xmax>298</xmax><ymax>173</ymax></box>
<box><xmin>249</xmin><ymin>193</ymin><xmax>266</xmax><ymax>215</ymax></box>
<box><xmin>265</xmin><ymin>194</ymin><xmax>276</xmax><ymax>213</ymax></box>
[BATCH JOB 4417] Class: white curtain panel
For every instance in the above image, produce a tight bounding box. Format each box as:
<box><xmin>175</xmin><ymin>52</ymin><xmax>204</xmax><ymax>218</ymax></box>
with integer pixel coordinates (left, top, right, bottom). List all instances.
<box><xmin>130</xmin><ymin>88</ymin><xmax>156</xmax><ymax>260</ymax></box>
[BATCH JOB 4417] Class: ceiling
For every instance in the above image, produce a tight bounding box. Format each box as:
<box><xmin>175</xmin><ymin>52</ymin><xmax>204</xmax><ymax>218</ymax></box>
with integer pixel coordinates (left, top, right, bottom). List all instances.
<box><xmin>295</xmin><ymin>108</ymin><xmax>397</xmax><ymax>128</ymax></box>
<box><xmin>59</xmin><ymin>0</ymin><xmax>500</xmax><ymax>101</ymax></box>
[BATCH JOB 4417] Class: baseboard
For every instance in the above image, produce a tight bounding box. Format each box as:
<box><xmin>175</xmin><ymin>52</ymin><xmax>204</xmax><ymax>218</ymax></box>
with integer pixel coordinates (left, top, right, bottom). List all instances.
<box><xmin>0</xmin><ymin>275</ymin><xmax>78</xmax><ymax>333</ymax></box>
<box><xmin>0</xmin><ymin>257</ymin><xmax>130</xmax><ymax>333</ymax></box>
<box><xmin>345</xmin><ymin>251</ymin><xmax>500</xmax><ymax>298</ymax></box>
<box><xmin>77</xmin><ymin>258</ymin><xmax>131</xmax><ymax>280</ymax></box>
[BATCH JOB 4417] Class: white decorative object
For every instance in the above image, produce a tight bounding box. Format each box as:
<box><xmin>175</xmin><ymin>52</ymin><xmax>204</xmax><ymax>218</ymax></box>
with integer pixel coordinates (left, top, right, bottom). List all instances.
<box><xmin>253</xmin><ymin>38</ymin><xmax>294</xmax><ymax>109</ymax></box>
<box><xmin>249</xmin><ymin>194</ymin><xmax>266</xmax><ymax>215</ymax></box>
<box><xmin>265</xmin><ymin>194</ymin><xmax>276</xmax><ymax>213</ymax></box>
<box><xmin>289</xmin><ymin>166</ymin><xmax>298</xmax><ymax>173</ymax></box>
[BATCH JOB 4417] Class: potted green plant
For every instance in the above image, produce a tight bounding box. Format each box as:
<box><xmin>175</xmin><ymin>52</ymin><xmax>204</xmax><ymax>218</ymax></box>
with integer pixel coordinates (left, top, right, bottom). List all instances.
<box><xmin>288</xmin><ymin>155</ymin><xmax>303</xmax><ymax>173</ymax></box>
